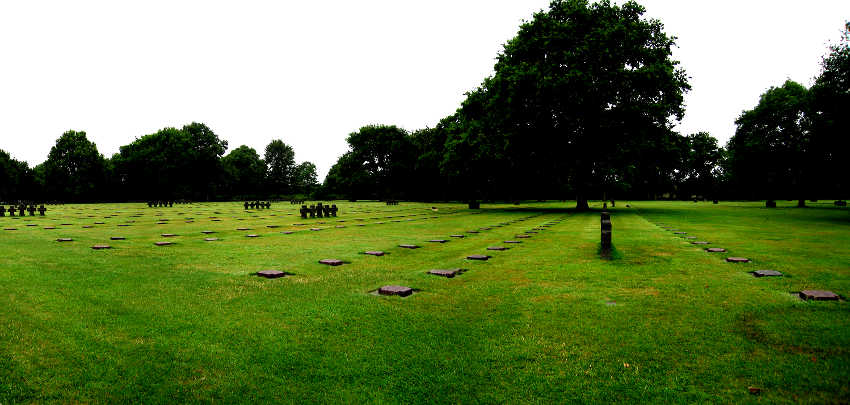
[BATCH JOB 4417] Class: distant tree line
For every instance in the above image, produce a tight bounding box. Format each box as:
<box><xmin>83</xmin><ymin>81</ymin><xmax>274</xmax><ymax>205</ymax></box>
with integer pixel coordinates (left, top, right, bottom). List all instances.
<box><xmin>320</xmin><ymin>3</ymin><xmax>848</xmax><ymax>208</ymax></box>
<box><xmin>0</xmin><ymin>122</ymin><xmax>318</xmax><ymax>202</ymax></box>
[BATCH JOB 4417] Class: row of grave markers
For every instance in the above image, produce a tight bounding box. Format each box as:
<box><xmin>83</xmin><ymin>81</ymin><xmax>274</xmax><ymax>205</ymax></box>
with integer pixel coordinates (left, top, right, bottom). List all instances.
<box><xmin>244</xmin><ymin>201</ymin><xmax>272</xmax><ymax>210</ymax></box>
<box><xmin>258</xmin><ymin>213</ymin><xmax>566</xmax><ymax>298</ymax></box>
<box><xmin>656</xmin><ymin>222</ymin><xmax>841</xmax><ymax>301</ymax></box>
<box><xmin>300</xmin><ymin>203</ymin><xmax>338</xmax><ymax>218</ymax></box>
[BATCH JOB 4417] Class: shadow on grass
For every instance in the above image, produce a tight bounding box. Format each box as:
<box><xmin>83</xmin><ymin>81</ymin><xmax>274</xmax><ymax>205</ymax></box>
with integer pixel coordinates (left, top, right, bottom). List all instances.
<box><xmin>598</xmin><ymin>244</ymin><xmax>622</xmax><ymax>260</ymax></box>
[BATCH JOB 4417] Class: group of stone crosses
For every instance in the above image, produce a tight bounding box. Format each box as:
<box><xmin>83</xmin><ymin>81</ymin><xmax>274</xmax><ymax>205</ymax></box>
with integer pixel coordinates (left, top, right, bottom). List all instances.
<box><xmin>0</xmin><ymin>203</ymin><xmax>46</xmax><ymax>217</ymax></box>
<box><xmin>244</xmin><ymin>201</ymin><xmax>272</xmax><ymax>210</ymax></box>
<box><xmin>147</xmin><ymin>201</ymin><xmax>174</xmax><ymax>207</ymax></box>
<box><xmin>385</xmin><ymin>200</ymin><xmax>399</xmax><ymax>206</ymax></box>
<box><xmin>300</xmin><ymin>203</ymin><xmax>338</xmax><ymax>218</ymax></box>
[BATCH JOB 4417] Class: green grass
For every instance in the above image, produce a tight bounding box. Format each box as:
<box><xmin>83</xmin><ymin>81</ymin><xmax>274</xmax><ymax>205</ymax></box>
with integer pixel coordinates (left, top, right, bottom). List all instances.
<box><xmin>0</xmin><ymin>200</ymin><xmax>848</xmax><ymax>403</ymax></box>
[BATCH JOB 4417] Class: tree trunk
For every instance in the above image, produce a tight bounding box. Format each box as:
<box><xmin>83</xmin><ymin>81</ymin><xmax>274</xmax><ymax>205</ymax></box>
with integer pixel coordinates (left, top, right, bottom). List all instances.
<box><xmin>575</xmin><ymin>195</ymin><xmax>589</xmax><ymax>211</ymax></box>
<box><xmin>797</xmin><ymin>199</ymin><xmax>806</xmax><ymax>208</ymax></box>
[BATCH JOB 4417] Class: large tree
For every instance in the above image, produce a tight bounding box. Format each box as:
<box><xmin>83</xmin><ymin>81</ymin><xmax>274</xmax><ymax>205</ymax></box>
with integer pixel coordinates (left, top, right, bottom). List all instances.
<box><xmin>726</xmin><ymin>80</ymin><xmax>811</xmax><ymax>206</ymax></box>
<box><xmin>810</xmin><ymin>22</ymin><xmax>850</xmax><ymax>198</ymax></box>
<box><xmin>115</xmin><ymin>123</ymin><xmax>227</xmax><ymax>200</ymax></box>
<box><xmin>676</xmin><ymin>132</ymin><xmax>724</xmax><ymax>200</ymax></box>
<box><xmin>445</xmin><ymin>0</ymin><xmax>689</xmax><ymax>209</ymax></box>
<box><xmin>325</xmin><ymin>125</ymin><xmax>415</xmax><ymax>199</ymax></box>
<box><xmin>42</xmin><ymin>130</ymin><xmax>107</xmax><ymax>201</ymax></box>
<box><xmin>292</xmin><ymin>161</ymin><xmax>318</xmax><ymax>196</ymax></box>
<box><xmin>222</xmin><ymin>145</ymin><xmax>265</xmax><ymax>198</ymax></box>
<box><xmin>0</xmin><ymin>149</ymin><xmax>34</xmax><ymax>201</ymax></box>
<box><xmin>264</xmin><ymin>139</ymin><xmax>296</xmax><ymax>196</ymax></box>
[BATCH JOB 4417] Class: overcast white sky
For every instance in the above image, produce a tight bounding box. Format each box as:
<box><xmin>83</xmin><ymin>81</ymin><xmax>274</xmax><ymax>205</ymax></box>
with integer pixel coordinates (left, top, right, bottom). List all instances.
<box><xmin>1</xmin><ymin>1</ymin><xmax>847</xmax><ymax>179</ymax></box>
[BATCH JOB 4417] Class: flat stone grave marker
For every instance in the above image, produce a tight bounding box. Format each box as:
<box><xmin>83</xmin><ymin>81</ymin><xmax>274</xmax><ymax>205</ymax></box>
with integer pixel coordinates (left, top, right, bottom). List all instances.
<box><xmin>266</xmin><ymin>225</ymin><xmax>280</xmax><ymax>228</ymax></box>
<box><xmin>26</xmin><ymin>224</ymin><xmax>36</xmax><ymax>227</ymax></box>
<box><xmin>246</xmin><ymin>234</ymin><xmax>259</xmax><ymax>238</ymax></box>
<box><xmin>450</xmin><ymin>235</ymin><xmax>465</xmax><ymax>238</ymax></box>
<box><xmin>706</xmin><ymin>248</ymin><xmax>726</xmax><ymax>253</ymax></box>
<box><xmin>428</xmin><ymin>269</ymin><xmax>463</xmax><ymax>278</ymax></box>
<box><xmin>82</xmin><ymin>225</ymin><xmax>93</xmax><ymax>228</ymax></box>
<box><xmin>364</xmin><ymin>251</ymin><xmax>385</xmax><ymax>256</ymax></box>
<box><xmin>161</xmin><ymin>233</ymin><xmax>177</xmax><ymax>237</ymax></box>
<box><xmin>726</xmin><ymin>257</ymin><xmax>750</xmax><ymax>263</ymax></box>
<box><xmin>752</xmin><ymin>270</ymin><xmax>783</xmax><ymax>277</ymax></box>
<box><xmin>256</xmin><ymin>270</ymin><xmax>290</xmax><ymax>279</ymax></box>
<box><xmin>336</xmin><ymin>225</ymin><xmax>345</xmax><ymax>228</ymax></box>
<box><xmin>467</xmin><ymin>254</ymin><xmax>490</xmax><ymax>261</ymax></box>
<box><xmin>94</xmin><ymin>222</ymin><xmax>105</xmax><ymax>224</ymax></box>
<box><xmin>378</xmin><ymin>285</ymin><xmax>414</xmax><ymax>297</ymax></box>
<box><xmin>427</xmin><ymin>239</ymin><xmax>448</xmax><ymax>243</ymax></box>
<box><xmin>201</xmin><ymin>231</ymin><xmax>215</xmax><ymax>234</ymax></box>
<box><xmin>799</xmin><ymin>290</ymin><xmax>839</xmax><ymax>301</ymax></box>
<box><xmin>310</xmin><ymin>228</ymin><xmax>321</xmax><ymax>231</ymax></box>
<box><xmin>319</xmin><ymin>259</ymin><xmax>343</xmax><ymax>266</ymax></box>
<box><xmin>154</xmin><ymin>241</ymin><xmax>173</xmax><ymax>246</ymax></box>
<box><xmin>3</xmin><ymin>227</ymin><xmax>16</xmax><ymax>231</ymax></box>
<box><xmin>515</xmin><ymin>235</ymin><xmax>531</xmax><ymax>239</ymax></box>
<box><xmin>399</xmin><ymin>244</ymin><xmax>420</xmax><ymax>249</ymax></box>
<box><xmin>692</xmin><ymin>241</ymin><xmax>710</xmax><ymax>245</ymax></box>
<box><xmin>118</xmin><ymin>224</ymin><xmax>130</xmax><ymax>227</ymax></box>
<box><xmin>236</xmin><ymin>227</ymin><xmax>250</xmax><ymax>231</ymax></box>
<box><xmin>466</xmin><ymin>230</ymin><xmax>479</xmax><ymax>234</ymax></box>
<box><xmin>282</xmin><ymin>231</ymin><xmax>294</xmax><ymax>234</ymax></box>
<box><xmin>685</xmin><ymin>236</ymin><xmax>697</xmax><ymax>239</ymax></box>
<box><xmin>504</xmin><ymin>240</ymin><xmax>522</xmax><ymax>244</ymax></box>
<box><xmin>487</xmin><ymin>246</ymin><xmax>509</xmax><ymax>251</ymax></box>
<box><xmin>56</xmin><ymin>238</ymin><xmax>73</xmax><ymax>242</ymax></box>
<box><xmin>91</xmin><ymin>245</ymin><xmax>111</xmax><ymax>250</ymax></box>
<box><xmin>110</xmin><ymin>237</ymin><xmax>126</xmax><ymax>240</ymax></box>
<box><xmin>673</xmin><ymin>232</ymin><xmax>687</xmax><ymax>234</ymax></box>
<box><xmin>44</xmin><ymin>227</ymin><xmax>56</xmax><ymax>230</ymax></box>
<box><xmin>204</xmin><ymin>238</ymin><xmax>219</xmax><ymax>241</ymax></box>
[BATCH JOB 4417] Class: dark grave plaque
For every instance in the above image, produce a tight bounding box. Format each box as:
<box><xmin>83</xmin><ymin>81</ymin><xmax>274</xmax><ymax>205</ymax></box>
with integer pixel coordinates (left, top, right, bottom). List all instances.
<box><xmin>467</xmin><ymin>255</ymin><xmax>490</xmax><ymax>261</ymax></box>
<box><xmin>673</xmin><ymin>232</ymin><xmax>687</xmax><ymax>235</ymax></box>
<box><xmin>161</xmin><ymin>233</ymin><xmax>177</xmax><ymax>237</ymax></box>
<box><xmin>56</xmin><ymin>238</ymin><xmax>73</xmax><ymax>242</ymax></box>
<box><xmin>427</xmin><ymin>239</ymin><xmax>448</xmax><ymax>243</ymax></box>
<box><xmin>525</xmin><ymin>231</ymin><xmax>538</xmax><ymax>234</ymax></box>
<box><xmin>201</xmin><ymin>231</ymin><xmax>215</xmax><ymax>234</ymax></box>
<box><xmin>236</xmin><ymin>227</ymin><xmax>250</xmax><ymax>231</ymax></box>
<box><xmin>467</xmin><ymin>230</ymin><xmax>479</xmax><ymax>234</ymax></box>
<box><xmin>504</xmin><ymin>241</ymin><xmax>522</xmax><ymax>244</ymax></box>
<box><xmin>428</xmin><ymin>269</ymin><xmax>461</xmax><ymax>278</ymax></box>
<box><xmin>257</xmin><ymin>270</ymin><xmax>289</xmax><ymax>279</ymax></box>
<box><xmin>399</xmin><ymin>244</ymin><xmax>420</xmax><ymax>249</ymax></box>
<box><xmin>799</xmin><ymin>290</ymin><xmax>839</xmax><ymax>301</ymax></box>
<box><xmin>266</xmin><ymin>225</ymin><xmax>280</xmax><ymax>228</ymax></box>
<box><xmin>3</xmin><ymin>228</ymin><xmax>16</xmax><ymax>231</ymax></box>
<box><xmin>118</xmin><ymin>224</ymin><xmax>130</xmax><ymax>227</ymax></box>
<box><xmin>44</xmin><ymin>227</ymin><xmax>56</xmax><ymax>230</ymax></box>
<box><xmin>726</xmin><ymin>257</ymin><xmax>750</xmax><ymax>263</ymax></box>
<box><xmin>364</xmin><ymin>251</ymin><xmax>385</xmax><ymax>256</ymax></box>
<box><xmin>110</xmin><ymin>237</ymin><xmax>126</xmax><ymax>240</ymax></box>
<box><xmin>378</xmin><ymin>285</ymin><xmax>413</xmax><ymax>297</ymax></box>
<box><xmin>154</xmin><ymin>241</ymin><xmax>173</xmax><ymax>246</ymax></box>
<box><xmin>515</xmin><ymin>235</ymin><xmax>531</xmax><ymax>239</ymax></box>
<box><xmin>487</xmin><ymin>246</ymin><xmax>509</xmax><ymax>251</ymax></box>
<box><xmin>282</xmin><ymin>231</ymin><xmax>294</xmax><ymax>234</ymax></box>
<box><xmin>26</xmin><ymin>224</ymin><xmax>36</xmax><ymax>227</ymax></box>
<box><xmin>752</xmin><ymin>270</ymin><xmax>782</xmax><ymax>277</ymax></box>
<box><xmin>310</xmin><ymin>228</ymin><xmax>321</xmax><ymax>231</ymax></box>
<box><xmin>319</xmin><ymin>259</ymin><xmax>343</xmax><ymax>266</ymax></box>
<box><xmin>94</xmin><ymin>222</ymin><xmax>105</xmax><ymax>224</ymax></box>
<box><xmin>450</xmin><ymin>235</ymin><xmax>465</xmax><ymax>238</ymax></box>
<box><xmin>705</xmin><ymin>248</ymin><xmax>726</xmax><ymax>253</ymax></box>
<box><xmin>91</xmin><ymin>245</ymin><xmax>111</xmax><ymax>250</ymax></box>
<box><xmin>692</xmin><ymin>241</ymin><xmax>710</xmax><ymax>245</ymax></box>
<box><xmin>82</xmin><ymin>225</ymin><xmax>93</xmax><ymax>228</ymax></box>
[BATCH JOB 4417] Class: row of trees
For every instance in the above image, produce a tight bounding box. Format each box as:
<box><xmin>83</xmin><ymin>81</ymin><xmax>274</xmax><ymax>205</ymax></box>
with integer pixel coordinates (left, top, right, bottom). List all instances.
<box><xmin>726</xmin><ymin>22</ymin><xmax>850</xmax><ymax>206</ymax></box>
<box><xmin>322</xmin><ymin>2</ymin><xmax>848</xmax><ymax>207</ymax></box>
<box><xmin>0</xmin><ymin>123</ymin><xmax>318</xmax><ymax>202</ymax></box>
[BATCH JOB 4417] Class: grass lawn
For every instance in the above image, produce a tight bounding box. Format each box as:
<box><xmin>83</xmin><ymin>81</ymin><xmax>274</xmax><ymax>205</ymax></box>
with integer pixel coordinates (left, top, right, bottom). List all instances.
<box><xmin>0</xmin><ymin>200</ymin><xmax>848</xmax><ymax>403</ymax></box>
